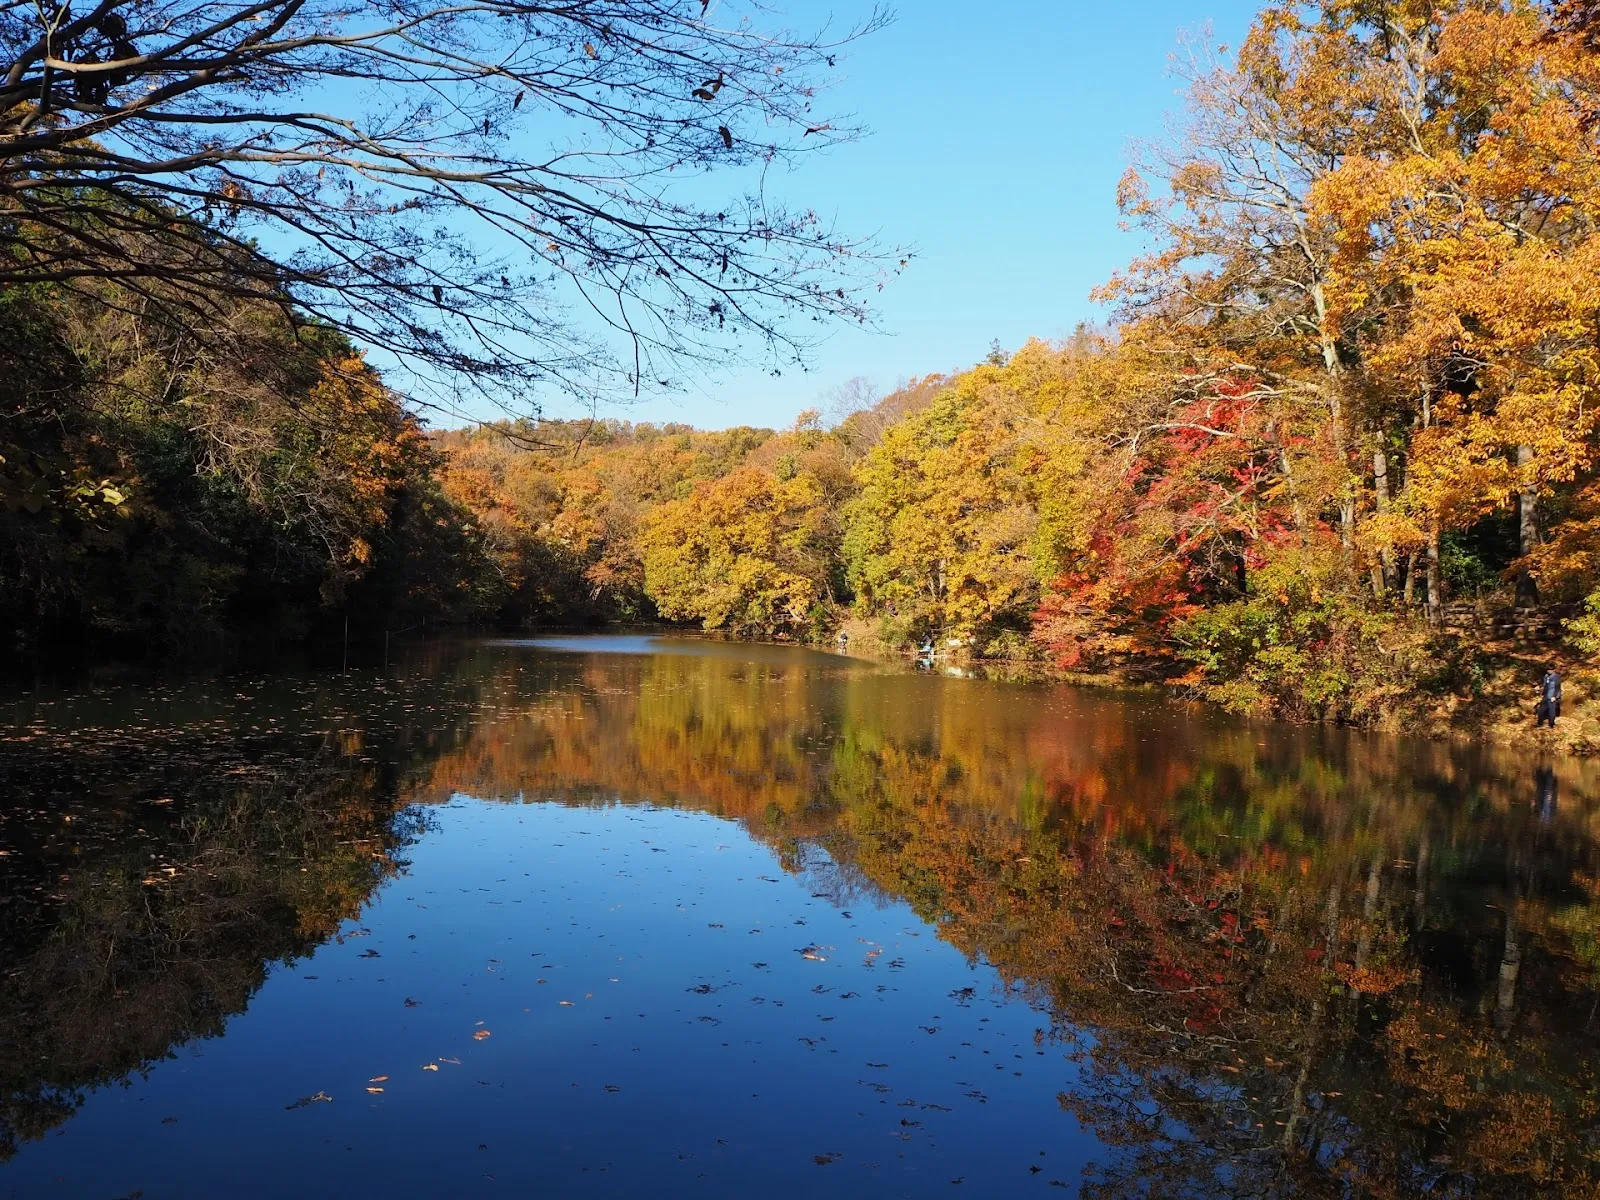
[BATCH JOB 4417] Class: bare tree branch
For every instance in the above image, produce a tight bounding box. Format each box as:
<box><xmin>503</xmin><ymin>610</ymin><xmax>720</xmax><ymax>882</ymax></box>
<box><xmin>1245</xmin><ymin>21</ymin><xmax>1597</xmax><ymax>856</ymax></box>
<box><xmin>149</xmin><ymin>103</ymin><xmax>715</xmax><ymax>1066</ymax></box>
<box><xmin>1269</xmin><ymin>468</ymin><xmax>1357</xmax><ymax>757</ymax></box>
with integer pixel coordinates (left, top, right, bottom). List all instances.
<box><xmin>0</xmin><ymin>0</ymin><xmax>904</xmax><ymax>411</ymax></box>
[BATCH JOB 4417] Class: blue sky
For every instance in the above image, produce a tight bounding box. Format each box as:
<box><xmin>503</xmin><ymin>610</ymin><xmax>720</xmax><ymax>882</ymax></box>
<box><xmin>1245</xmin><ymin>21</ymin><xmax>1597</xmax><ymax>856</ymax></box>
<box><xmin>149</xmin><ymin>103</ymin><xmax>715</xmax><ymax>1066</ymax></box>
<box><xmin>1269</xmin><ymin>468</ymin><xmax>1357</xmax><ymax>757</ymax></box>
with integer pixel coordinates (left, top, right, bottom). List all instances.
<box><xmin>534</xmin><ymin>2</ymin><xmax>1261</xmax><ymax>431</ymax></box>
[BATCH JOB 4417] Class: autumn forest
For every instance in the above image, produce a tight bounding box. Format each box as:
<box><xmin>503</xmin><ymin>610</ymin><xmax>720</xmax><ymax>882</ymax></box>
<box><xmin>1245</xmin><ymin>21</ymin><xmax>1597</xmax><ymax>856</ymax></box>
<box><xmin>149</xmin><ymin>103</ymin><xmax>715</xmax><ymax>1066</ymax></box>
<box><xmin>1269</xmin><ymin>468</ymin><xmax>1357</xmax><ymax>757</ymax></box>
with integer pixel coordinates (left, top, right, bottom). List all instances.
<box><xmin>14</xmin><ymin>3</ymin><xmax>1600</xmax><ymax>1194</ymax></box>
<box><xmin>13</xmin><ymin>0</ymin><xmax>1600</xmax><ymax>735</ymax></box>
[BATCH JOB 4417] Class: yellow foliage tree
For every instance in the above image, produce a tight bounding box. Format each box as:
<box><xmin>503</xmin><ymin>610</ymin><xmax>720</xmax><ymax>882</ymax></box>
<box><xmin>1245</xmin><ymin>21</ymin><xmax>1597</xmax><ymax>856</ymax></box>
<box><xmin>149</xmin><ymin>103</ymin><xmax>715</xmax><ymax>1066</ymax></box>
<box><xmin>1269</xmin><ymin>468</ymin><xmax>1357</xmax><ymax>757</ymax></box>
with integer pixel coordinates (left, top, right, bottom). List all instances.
<box><xmin>641</xmin><ymin>465</ymin><xmax>830</xmax><ymax>636</ymax></box>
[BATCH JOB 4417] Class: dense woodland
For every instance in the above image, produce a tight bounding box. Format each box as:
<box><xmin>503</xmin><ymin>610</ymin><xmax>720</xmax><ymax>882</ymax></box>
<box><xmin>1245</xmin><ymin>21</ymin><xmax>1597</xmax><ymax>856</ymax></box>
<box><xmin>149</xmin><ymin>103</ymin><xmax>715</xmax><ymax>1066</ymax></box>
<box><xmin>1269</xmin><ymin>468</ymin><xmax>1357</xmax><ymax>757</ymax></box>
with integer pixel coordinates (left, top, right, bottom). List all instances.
<box><xmin>16</xmin><ymin>0</ymin><xmax>1600</xmax><ymax>727</ymax></box>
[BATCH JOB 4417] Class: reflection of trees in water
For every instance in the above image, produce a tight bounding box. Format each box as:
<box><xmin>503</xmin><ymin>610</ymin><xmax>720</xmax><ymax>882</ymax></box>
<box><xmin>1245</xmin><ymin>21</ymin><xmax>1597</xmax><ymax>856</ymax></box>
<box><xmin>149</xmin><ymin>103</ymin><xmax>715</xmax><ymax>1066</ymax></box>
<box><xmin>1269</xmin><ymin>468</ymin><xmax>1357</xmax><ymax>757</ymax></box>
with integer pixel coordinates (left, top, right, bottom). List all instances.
<box><xmin>0</xmin><ymin>728</ymin><xmax>427</xmax><ymax>1162</ymax></box>
<box><xmin>825</xmin><ymin>745</ymin><xmax>1600</xmax><ymax>1197</ymax></box>
<box><xmin>416</xmin><ymin>649</ymin><xmax>1600</xmax><ymax>1197</ymax></box>
<box><xmin>6</xmin><ymin>644</ymin><xmax>1600</xmax><ymax>1192</ymax></box>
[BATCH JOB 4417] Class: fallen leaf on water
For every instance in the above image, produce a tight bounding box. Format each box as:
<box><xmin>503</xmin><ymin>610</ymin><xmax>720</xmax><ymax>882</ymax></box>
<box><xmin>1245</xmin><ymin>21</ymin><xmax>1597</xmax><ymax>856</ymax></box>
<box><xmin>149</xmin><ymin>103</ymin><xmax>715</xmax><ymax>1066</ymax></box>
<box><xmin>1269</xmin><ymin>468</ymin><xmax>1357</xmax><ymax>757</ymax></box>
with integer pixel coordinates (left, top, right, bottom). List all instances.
<box><xmin>473</xmin><ymin>1030</ymin><xmax>492</xmax><ymax>1040</ymax></box>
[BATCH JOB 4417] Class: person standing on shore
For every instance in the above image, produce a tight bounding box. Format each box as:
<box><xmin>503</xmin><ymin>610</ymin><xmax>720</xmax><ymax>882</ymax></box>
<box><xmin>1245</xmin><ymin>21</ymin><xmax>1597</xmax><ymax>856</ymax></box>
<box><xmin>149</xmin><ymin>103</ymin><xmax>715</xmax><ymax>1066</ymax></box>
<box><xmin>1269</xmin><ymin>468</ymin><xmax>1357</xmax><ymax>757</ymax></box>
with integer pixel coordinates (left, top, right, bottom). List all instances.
<box><xmin>1537</xmin><ymin>665</ymin><xmax>1563</xmax><ymax>728</ymax></box>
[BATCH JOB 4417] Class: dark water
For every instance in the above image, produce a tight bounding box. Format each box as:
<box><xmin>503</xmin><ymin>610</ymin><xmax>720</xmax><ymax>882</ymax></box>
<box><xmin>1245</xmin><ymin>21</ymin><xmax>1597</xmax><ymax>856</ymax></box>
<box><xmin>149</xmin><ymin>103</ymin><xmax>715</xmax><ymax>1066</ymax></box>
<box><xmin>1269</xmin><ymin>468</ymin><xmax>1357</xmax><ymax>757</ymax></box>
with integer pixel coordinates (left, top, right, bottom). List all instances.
<box><xmin>3</xmin><ymin>637</ymin><xmax>1599</xmax><ymax>1199</ymax></box>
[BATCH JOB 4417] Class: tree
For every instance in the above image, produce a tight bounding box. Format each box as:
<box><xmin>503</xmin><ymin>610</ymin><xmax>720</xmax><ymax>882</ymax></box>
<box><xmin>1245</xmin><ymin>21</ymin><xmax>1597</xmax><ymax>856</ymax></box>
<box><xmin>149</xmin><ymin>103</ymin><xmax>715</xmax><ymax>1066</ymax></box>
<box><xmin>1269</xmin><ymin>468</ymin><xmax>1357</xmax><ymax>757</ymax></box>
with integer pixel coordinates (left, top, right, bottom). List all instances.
<box><xmin>0</xmin><ymin>0</ymin><xmax>896</xmax><ymax>405</ymax></box>
<box><xmin>1097</xmin><ymin>12</ymin><xmax>1375</xmax><ymax>559</ymax></box>
<box><xmin>1028</xmin><ymin>333</ymin><xmax>1305</xmax><ymax>670</ymax></box>
<box><xmin>829</xmin><ymin>371</ymin><xmax>948</xmax><ymax>453</ymax></box>
<box><xmin>842</xmin><ymin>369</ymin><xmax>1038</xmax><ymax>645</ymax></box>
<box><xmin>1311</xmin><ymin>1</ymin><xmax>1600</xmax><ymax>608</ymax></box>
<box><xmin>641</xmin><ymin>463</ymin><xmax>829</xmax><ymax>635</ymax></box>
<box><xmin>433</xmin><ymin>415</ymin><xmax>806</xmax><ymax>628</ymax></box>
<box><xmin>0</xmin><ymin>257</ymin><xmax>483</xmax><ymax>655</ymax></box>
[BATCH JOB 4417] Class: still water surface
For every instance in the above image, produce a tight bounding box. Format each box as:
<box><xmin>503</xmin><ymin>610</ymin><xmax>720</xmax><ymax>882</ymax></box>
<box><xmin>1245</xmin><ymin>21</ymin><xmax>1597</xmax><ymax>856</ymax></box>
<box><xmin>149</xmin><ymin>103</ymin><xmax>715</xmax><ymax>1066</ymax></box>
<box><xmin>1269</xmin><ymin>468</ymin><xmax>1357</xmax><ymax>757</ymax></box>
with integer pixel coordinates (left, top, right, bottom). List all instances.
<box><xmin>2</xmin><ymin>636</ymin><xmax>1599</xmax><ymax>1197</ymax></box>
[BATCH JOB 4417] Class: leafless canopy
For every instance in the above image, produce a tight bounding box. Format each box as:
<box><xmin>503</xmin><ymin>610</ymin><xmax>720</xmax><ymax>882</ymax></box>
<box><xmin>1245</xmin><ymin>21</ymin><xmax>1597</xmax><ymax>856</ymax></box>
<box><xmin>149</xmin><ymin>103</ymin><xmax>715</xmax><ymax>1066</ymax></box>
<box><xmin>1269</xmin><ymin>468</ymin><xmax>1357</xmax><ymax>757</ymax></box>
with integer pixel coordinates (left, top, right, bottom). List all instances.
<box><xmin>0</xmin><ymin>0</ymin><xmax>895</xmax><ymax>408</ymax></box>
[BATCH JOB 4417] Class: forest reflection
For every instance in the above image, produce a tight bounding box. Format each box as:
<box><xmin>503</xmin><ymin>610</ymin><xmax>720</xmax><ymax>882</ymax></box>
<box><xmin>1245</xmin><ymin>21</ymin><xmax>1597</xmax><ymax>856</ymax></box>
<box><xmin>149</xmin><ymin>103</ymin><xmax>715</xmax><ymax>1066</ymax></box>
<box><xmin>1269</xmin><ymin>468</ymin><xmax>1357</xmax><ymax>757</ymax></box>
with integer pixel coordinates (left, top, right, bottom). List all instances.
<box><xmin>5</xmin><ymin>641</ymin><xmax>1600</xmax><ymax>1196</ymax></box>
<box><xmin>0</xmin><ymin>672</ymin><xmax>467</xmax><ymax>1161</ymax></box>
<box><xmin>418</xmin><ymin>644</ymin><xmax>1600</xmax><ymax>1198</ymax></box>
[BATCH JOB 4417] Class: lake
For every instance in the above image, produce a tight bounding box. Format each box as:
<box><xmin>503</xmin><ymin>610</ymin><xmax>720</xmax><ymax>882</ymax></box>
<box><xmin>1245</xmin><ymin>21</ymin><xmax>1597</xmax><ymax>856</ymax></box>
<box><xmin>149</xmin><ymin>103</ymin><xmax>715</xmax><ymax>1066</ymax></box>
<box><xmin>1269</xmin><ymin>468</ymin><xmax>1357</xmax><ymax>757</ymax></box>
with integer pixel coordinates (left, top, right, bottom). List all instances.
<box><xmin>2</xmin><ymin>636</ymin><xmax>1598</xmax><ymax>1198</ymax></box>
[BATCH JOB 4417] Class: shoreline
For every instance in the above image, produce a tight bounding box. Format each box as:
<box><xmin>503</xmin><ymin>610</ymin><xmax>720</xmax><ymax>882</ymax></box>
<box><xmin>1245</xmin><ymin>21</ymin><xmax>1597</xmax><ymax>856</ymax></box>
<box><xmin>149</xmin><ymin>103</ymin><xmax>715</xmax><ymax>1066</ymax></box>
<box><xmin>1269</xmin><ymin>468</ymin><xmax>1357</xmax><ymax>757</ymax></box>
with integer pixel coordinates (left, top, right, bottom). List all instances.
<box><xmin>11</xmin><ymin>620</ymin><xmax>1595</xmax><ymax>758</ymax></box>
<box><xmin>806</xmin><ymin>624</ymin><xmax>1599</xmax><ymax>758</ymax></box>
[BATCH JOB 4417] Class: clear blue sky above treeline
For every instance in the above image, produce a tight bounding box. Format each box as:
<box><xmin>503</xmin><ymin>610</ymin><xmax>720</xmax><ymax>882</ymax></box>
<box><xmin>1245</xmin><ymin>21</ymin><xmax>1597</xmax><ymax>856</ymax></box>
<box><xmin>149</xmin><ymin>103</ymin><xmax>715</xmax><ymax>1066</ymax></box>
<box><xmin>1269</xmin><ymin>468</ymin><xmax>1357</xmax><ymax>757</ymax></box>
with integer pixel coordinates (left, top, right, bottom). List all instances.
<box><xmin>527</xmin><ymin>2</ymin><xmax>1261</xmax><ymax>432</ymax></box>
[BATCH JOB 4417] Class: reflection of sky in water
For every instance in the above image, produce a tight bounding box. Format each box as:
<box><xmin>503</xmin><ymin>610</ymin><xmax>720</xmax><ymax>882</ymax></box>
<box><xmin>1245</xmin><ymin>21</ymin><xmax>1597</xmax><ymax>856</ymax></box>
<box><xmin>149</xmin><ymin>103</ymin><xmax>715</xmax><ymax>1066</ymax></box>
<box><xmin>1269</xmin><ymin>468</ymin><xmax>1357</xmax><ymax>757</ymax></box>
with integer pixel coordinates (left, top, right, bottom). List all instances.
<box><xmin>3</xmin><ymin>635</ymin><xmax>1600</xmax><ymax>1197</ymax></box>
<box><xmin>4</xmin><ymin>800</ymin><xmax>1090</xmax><ymax>1197</ymax></box>
<box><xmin>493</xmin><ymin>633</ymin><xmax>870</xmax><ymax>667</ymax></box>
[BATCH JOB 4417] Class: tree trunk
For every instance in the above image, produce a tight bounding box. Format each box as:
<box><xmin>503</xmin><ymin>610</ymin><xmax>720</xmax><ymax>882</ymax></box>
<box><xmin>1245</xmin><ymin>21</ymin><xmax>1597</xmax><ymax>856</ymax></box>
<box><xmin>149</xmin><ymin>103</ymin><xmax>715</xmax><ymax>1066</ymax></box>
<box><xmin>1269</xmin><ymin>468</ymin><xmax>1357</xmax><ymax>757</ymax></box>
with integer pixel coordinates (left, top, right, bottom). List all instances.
<box><xmin>1279</xmin><ymin>445</ymin><xmax>1307</xmax><ymax>534</ymax></box>
<box><xmin>1402</xmin><ymin>407</ymin><xmax>1424</xmax><ymax>610</ymax></box>
<box><xmin>1516</xmin><ymin>444</ymin><xmax>1539</xmax><ymax>606</ymax></box>
<box><xmin>1313</xmin><ymin>298</ymin><xmax>1355</xmax><ymax>552</ymax></box>
<box><xmin>1371</xmin><ymin>447</ymin><xmax>1394</xmax><ymax>597</ymax></box>
<box><xmin>1426</xmin><ymin>530</ymin><xmax>1441</xmax><ymax>623</ymax></box>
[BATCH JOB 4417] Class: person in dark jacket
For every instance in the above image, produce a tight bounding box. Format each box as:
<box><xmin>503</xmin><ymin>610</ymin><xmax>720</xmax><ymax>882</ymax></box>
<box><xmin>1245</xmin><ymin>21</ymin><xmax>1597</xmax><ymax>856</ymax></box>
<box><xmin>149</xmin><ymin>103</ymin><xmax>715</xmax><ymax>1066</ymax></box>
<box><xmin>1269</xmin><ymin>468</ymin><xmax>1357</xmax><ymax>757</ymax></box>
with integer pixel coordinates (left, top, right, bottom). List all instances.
<box><xmin>1537</xmin><ymin>665</ymin><xmax>1562</xmax><ymax>728</ymax></box>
